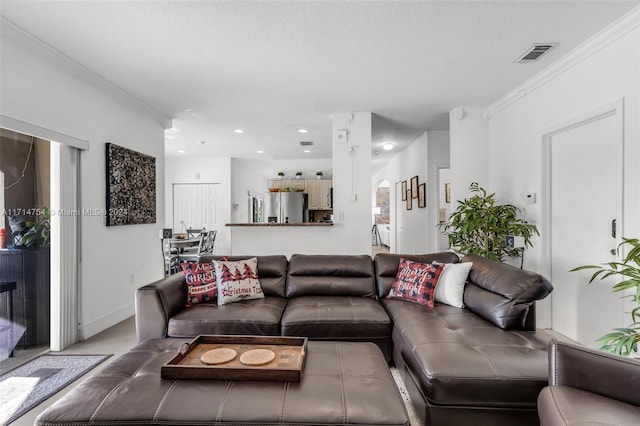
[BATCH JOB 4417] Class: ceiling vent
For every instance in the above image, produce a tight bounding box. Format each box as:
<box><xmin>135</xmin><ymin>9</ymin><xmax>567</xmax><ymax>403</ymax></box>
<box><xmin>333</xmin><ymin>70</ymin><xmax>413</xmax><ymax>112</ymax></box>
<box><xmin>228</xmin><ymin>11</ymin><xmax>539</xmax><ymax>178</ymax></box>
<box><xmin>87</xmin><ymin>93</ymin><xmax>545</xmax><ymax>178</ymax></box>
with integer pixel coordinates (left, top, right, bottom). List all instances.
<box><xmin>299</xmin><ymin>141</ymin><xmax>314</xmax><ymax>146</ymax></box>
<box><xmin>515</xmin><ymin>43</ymin><xmax>557</xmax><ymax>63</ymax></box>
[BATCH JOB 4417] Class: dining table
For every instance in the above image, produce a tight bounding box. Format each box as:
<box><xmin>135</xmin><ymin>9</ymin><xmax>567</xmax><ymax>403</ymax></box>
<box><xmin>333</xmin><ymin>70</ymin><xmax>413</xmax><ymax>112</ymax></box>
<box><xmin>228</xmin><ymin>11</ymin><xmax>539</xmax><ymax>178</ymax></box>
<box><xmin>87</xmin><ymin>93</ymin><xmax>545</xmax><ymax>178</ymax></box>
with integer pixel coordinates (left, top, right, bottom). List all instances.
<box><xmin>169</xmin><ymin>237</ymin><xmax>200</xmax><ymax>253</ymax></box>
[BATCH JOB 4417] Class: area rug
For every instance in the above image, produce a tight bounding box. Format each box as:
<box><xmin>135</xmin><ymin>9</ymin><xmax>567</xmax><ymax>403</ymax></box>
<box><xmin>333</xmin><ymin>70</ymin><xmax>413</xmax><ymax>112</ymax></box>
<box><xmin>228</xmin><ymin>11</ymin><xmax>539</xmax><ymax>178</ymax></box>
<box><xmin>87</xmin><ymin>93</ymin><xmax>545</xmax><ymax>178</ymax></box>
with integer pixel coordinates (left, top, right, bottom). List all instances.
<box><xmin>0</xmin><ymin>353</ymin><xmax>111</xmax><ymax>425</ymax></box>
<box><xmin>391</xmin><ymin>366</ymin><xmax>423</xmax><ymax>426</ymax></box>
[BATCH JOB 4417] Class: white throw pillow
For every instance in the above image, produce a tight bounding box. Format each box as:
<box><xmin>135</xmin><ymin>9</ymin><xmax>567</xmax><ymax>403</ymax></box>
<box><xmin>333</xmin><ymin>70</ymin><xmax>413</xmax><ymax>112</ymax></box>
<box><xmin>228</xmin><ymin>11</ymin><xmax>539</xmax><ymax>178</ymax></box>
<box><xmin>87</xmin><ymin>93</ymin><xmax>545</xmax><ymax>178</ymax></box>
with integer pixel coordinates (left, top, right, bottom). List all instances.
<box><xmin>213</xmin><ymin>257</ymin><xmax>265</xmax><ymax>305</ymax></box>
<box><xmin>434</xmin><ymin>262</ymin><xmax>473</xmax><ymax>308</ymax></box>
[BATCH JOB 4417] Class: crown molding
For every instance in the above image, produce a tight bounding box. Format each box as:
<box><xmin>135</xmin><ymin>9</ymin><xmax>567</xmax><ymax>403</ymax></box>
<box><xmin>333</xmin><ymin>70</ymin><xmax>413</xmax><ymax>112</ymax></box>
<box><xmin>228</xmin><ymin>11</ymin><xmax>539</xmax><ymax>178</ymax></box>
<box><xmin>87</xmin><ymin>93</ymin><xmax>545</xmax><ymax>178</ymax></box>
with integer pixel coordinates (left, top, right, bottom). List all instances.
<box><xmin>1</xmin><ymin>17</ymin><xmax>173</xmax><ymax>129</ymax></box>
<box><xmin>488</xmin><ymin>6</ymin><xmax>640</xmax><ymax>116</ymax></box>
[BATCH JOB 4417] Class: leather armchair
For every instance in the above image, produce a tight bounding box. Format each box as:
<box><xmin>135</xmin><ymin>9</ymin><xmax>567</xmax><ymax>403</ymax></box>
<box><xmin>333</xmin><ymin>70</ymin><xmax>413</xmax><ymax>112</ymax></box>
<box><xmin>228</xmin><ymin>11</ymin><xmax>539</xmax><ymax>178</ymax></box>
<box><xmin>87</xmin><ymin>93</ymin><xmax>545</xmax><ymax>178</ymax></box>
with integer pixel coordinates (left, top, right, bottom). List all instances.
<box><xmin>538</xmin><ymin>340</ymin><xmax>640</xmax><ymax>425</ymax></box>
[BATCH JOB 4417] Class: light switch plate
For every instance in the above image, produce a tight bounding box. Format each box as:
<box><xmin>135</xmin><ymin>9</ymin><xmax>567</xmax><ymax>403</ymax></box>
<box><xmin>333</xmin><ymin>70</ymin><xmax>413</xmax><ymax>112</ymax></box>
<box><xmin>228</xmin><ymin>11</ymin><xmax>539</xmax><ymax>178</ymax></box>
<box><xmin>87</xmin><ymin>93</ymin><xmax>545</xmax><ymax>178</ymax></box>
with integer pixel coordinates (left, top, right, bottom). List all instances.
<box><xmin>506</xmin><ymin>235</ymin><xmax>525</xmax><ymax>248</ymax></box>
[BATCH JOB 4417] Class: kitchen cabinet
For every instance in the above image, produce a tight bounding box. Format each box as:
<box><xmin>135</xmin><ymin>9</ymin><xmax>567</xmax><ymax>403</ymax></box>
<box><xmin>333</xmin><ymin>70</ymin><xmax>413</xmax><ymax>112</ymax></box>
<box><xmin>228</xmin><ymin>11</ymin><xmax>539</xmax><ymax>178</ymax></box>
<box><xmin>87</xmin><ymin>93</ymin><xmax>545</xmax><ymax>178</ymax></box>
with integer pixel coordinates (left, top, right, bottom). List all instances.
<box><xmin>268</xmin><ymin>178</ymin><xmax>305</xmax><ymax>193</ymax></box>
<box><xmin>305</xmin><ymin>179</ymin><xmax>332</xmax><ymax>210</ymax></box>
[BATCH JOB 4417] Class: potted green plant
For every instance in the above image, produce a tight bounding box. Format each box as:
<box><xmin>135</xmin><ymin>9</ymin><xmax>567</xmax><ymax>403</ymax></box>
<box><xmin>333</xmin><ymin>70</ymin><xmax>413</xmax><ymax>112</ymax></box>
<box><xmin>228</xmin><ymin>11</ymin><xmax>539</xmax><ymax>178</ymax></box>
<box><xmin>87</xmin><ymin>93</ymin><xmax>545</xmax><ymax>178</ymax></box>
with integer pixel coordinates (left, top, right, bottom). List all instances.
<box><xmin>12</xmin><ymin>207</ymin><xmax>51</xmax><ymax>248</ymax></box>
<box><xmin>277</xmin><ymin>172</ymin><xmax>285</xmax><ymax>178</ymax></box>
<box><xmin>441</xmin><ymin>183</ymin><xmax>539</xmax><ymax>262</ymax></box>
<box><xmin>295</xmin><ymin>172</ymin><xmax>303</xmax><ymax>179</ymax></box>
<box><xmin>316</xmin><ymin>171</ymin><xmax>323</xmax><ymax>180</ymax></box>
<box><xmin>571</xmin><ymin>237</ymin><xmax>640</xmax><ymax>356</ymax></box>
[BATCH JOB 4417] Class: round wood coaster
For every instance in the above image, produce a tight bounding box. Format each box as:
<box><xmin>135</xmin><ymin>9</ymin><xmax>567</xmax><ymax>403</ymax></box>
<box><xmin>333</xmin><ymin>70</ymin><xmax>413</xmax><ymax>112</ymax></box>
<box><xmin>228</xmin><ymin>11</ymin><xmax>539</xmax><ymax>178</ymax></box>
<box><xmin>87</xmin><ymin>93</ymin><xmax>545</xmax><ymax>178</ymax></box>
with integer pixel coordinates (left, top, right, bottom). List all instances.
<box><xmin>239</xmin><ymin>349</ymin><xmax>276</xmax><ymax>366</ymax></box>
<box><xmin>200</xmin><ymin>348</ymin><xmax>237</xmax><ymax>365</ymax></box>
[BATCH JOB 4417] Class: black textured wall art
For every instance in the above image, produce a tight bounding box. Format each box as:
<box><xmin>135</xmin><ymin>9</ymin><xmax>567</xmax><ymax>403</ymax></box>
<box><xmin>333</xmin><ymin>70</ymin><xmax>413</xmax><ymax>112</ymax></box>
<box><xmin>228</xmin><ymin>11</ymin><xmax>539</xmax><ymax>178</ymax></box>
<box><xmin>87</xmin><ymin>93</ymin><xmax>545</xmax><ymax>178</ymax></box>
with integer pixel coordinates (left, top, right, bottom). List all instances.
<box><xmin>105</xmin><ymin>143</ymin><xmax>156</xmax><ymax>226</ymax></box>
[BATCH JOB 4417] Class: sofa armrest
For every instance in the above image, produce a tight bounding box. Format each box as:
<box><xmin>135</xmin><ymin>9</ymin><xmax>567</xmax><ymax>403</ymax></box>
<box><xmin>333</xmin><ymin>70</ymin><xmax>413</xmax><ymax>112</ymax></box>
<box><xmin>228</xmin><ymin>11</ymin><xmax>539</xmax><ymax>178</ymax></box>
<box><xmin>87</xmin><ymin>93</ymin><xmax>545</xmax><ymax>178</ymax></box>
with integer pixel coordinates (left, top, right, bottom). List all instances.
<box><xmin>135</xmin><ymin>273</ymin><xmax>186</xmax><ymax>343</ymax></box>
<box><xmin>549</xmin><ymin>340</ymin><xmax>640</xmax><ymax>406</ymax></box>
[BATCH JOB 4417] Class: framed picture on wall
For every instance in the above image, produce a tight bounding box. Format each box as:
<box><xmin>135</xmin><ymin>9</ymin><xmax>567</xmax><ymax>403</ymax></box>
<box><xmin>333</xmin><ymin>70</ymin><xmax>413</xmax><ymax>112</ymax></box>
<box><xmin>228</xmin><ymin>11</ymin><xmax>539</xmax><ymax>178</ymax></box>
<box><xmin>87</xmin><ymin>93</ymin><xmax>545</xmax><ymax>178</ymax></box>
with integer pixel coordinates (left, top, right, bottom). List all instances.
<box><xmin>418</xmin><ymin>183</ymin><xmax>426</xmax><ymax>208</ymax></box>
<box><xmin>105</xmin><ymin>143</ymin><xmax>156</xmax><ymax>226</ymax></box>
<box><xmin>406</xmin><ymin>189</ymin><xmax>412</xmax><ymax>210</ymax></box>
<box><xmin>401</xmin><ymin>180</ymin><xmax>407</xmax><ymax>201</ymax></box>
<box><xmin>411</xmin><ymin>176</ymin><xmax>419</xmax><ymax>198</ymax></box>
<box><xmin>445</xmin><ymin>183</ymin><xmax>451</xmax><ymax>203</ymax></box>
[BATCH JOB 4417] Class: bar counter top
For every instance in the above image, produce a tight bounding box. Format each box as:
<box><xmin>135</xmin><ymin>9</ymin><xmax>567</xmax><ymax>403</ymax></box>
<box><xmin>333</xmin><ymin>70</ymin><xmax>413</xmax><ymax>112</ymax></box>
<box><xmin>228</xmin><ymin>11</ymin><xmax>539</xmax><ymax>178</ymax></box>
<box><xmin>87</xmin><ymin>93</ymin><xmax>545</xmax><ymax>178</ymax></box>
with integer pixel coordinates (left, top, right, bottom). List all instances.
<box><xmin>225</xmin><ymin>222</ymin><xmax>333</xmax><ymax>227</ymax></box>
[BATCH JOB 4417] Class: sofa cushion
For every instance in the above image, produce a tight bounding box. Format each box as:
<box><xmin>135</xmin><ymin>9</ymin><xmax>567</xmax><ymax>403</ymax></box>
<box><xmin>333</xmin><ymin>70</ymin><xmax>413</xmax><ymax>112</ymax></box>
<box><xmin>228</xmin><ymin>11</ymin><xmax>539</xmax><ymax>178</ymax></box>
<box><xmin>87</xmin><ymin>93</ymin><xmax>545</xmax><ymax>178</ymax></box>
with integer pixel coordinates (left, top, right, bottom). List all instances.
<box><xmin>383</xmin><ymin>298</ymin><xmax>553</xmax><ymax>408</ymax></box>
<box><xmin>462</xmin><ymin>254</ymin><xmax>553</xmax><ymax>330</ymax></box>
<box><xmin>167</xmin><ymin>297</ymin><xmax>287</xmax><ymax>336</ymax></box>
<box><xmin>281</xmin><ymin>296</ymin><xmax>391</xmax><ymax>340</ymax></box>
<box><xmin>286</xmin><ymin>254</ymin><xmax>376</xmax><ymax>298</ymax></box>
<box><xmin>387</xmin><ymin>259</ymin><xmax>444</xmax><ymax>308</ymax></box>
<box><xmin>374</xmin><ymin>252</ymin><xmax>460</xmax><ymax>299</ymax></box>
<box><xmin>201</xmin><ymin>255</ymin><xmax>288</xmax><ymax>298</ymax></box>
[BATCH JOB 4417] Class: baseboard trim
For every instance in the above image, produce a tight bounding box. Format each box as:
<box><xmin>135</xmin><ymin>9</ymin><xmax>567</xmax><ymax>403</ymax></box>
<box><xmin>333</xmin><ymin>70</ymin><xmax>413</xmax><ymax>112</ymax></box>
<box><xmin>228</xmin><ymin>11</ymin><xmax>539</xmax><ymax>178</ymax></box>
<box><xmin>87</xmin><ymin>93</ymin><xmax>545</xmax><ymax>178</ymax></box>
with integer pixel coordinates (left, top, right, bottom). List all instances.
<box><xmin>80</xmin><ymin>303</ymin><xmax>134</xmax><ymax>340</ymax></box>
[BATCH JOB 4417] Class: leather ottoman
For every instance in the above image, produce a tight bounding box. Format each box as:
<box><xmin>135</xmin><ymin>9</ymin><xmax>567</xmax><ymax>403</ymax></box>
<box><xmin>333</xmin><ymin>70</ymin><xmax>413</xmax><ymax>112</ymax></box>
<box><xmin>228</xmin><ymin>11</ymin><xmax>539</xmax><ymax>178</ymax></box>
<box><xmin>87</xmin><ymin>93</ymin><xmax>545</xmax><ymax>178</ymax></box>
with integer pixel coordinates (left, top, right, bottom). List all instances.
<box><xmin>36</xmin><ymin>338</ymin><xmax>409</xmax><ymax>425</ymax></box>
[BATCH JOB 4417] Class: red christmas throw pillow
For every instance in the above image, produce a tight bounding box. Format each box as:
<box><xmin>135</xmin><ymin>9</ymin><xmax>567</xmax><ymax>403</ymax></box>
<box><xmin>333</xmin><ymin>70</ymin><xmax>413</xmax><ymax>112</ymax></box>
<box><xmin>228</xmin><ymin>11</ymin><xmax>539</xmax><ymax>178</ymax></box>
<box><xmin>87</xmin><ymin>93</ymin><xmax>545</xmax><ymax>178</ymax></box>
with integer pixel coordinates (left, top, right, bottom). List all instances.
<box><xmin>181</xmin><ymin>262</ymin><xmax>217</xmax><ymax>307</ymax></box>
<box><xmin>387</xmin><ymin>258</ymin><xmax>445</xmax><ymax>308</ymax></box>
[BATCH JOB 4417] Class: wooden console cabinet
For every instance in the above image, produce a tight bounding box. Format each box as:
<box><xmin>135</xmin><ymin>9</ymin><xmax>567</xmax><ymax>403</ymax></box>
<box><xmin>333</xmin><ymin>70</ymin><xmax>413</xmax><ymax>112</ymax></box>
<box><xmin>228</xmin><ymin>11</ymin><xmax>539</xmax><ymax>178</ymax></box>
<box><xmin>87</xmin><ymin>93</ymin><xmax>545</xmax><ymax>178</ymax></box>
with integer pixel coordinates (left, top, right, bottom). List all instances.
<box><xmin>0</xmin><ymin>246</ymin><xmax>50</xmax><ymax>347</ymax></box>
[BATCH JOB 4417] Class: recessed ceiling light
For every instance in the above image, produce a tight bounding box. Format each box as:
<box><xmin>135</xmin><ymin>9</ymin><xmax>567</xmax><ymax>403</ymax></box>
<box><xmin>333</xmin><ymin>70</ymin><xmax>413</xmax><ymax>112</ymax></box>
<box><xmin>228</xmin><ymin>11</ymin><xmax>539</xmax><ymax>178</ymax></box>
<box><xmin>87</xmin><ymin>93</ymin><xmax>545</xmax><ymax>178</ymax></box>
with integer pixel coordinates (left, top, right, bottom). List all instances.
<box><xmin>383</xmin><ymin>143</ymin><xmax>394</xmax><ymax>151</ymax></box>
<box><xmin>234</xmin><ymin>129</ymin><xmax>244</xmax><ymax>134</ymax></box>
<box><xmin>298</xmin><ymin>129</ymin><xmax>309</xmax><ymax>133</ymax></box>
<box><xmin>303</xmin><ymin>149</ymin><xmax>311</xmax><ymax>153</ymax></box>
<box><xmin>177</xmin><ymin>150</ymin><xmax>186</xmax><ymax>154</ymax></box>
<box><xmin>256</xmin><ymin>150</ymin><xmax>264</xmax><ymax>154</ymax></box>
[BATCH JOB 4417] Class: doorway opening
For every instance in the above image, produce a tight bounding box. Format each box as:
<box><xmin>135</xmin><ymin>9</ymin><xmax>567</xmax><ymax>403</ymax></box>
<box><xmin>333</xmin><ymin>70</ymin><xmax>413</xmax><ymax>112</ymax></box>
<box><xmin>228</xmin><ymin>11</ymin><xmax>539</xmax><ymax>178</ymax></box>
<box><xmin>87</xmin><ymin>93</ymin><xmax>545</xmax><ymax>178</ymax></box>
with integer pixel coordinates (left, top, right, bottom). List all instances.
<box><xmin>0</xmin><ymin>116</ymin><xmax>85</xmax><ymax>373</ymax></box>
<box><xmin>436</xmin><ymin>166</ymin><xmax>451</xmax><ymax>252</ymax></box>
<box><xmin>372</xmin><ymin>179</ymin><xmax>391</xmax><ymax>255</ymax></box>
<box><xmin>0</xmin><ymin>128</ymin><xmax>51</xmax><ymax>370</ymax></box>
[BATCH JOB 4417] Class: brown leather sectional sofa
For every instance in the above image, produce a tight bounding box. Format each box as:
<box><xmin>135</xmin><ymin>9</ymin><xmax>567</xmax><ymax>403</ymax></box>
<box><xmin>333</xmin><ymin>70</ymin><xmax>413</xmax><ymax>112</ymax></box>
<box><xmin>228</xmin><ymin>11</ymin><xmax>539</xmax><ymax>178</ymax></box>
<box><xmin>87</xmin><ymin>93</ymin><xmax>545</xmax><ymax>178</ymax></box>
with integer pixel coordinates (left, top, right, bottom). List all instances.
<box><xmin>538</xmin><ymin>340</ymin><xmax>640</xmax><ymax>426</ymax></box>
<box><xmin>135</xmin><ymin>251</ymin><xmax>554</xmax><ymax>425</ymax></box>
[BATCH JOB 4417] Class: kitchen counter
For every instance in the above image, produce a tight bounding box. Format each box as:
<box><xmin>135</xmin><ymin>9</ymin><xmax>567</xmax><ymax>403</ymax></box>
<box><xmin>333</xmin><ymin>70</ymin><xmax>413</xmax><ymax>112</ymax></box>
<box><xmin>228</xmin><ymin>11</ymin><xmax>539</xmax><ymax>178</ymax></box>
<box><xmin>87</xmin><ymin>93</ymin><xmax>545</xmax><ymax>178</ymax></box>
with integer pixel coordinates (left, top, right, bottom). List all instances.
<box><xmin>226</xmin><ymin>222</ymin><xmax>333</xmax><ymax>227</ymax></box>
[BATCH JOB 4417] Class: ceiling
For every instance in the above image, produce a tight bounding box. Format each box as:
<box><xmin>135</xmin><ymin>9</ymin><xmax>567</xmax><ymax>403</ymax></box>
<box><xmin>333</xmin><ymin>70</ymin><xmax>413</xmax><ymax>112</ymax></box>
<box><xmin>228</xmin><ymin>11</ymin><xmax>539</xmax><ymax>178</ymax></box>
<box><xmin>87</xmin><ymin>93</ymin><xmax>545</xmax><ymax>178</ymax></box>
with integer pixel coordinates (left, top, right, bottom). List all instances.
<box><xmin>1</xmin><ymin>1</ymin><xmax>636</xmax><ymax>168</ymax></box>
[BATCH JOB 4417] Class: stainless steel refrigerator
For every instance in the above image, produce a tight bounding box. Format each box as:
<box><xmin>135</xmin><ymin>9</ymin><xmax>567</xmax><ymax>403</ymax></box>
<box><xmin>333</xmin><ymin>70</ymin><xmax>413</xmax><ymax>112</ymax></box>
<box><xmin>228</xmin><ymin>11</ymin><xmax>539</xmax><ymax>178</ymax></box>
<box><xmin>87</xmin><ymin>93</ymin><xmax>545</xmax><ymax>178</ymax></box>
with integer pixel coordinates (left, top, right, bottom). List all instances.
<box><xmin>264</xmin><ymin>192</ymin><xmax>307</xmax><ymax>223</ymax></box>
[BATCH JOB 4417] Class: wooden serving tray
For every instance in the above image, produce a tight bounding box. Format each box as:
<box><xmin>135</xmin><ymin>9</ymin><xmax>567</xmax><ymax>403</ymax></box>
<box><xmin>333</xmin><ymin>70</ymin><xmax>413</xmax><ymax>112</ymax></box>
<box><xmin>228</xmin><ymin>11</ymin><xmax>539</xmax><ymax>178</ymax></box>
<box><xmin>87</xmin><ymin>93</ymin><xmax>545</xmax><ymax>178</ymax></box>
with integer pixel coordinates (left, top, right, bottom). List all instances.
<box><xmin>161</xmin><ymin>335</ymin><xmax>307</xmax><ymax>382</ymax></box>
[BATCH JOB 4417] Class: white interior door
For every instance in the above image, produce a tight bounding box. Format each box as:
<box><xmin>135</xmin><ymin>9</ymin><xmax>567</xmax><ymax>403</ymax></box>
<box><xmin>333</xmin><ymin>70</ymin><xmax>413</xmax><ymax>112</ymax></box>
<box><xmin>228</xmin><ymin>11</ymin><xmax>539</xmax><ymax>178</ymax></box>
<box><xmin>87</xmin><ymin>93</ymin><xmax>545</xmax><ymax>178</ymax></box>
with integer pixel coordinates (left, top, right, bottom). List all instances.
<box><xmin>173</xmin><ymin>183</ymin><xmax>219</xmax><ymax>234</ymax></box>
<box><xmin>548</xmin><ymin>103</ymin><xmax>623</xmax><ymax>347</ymax></box>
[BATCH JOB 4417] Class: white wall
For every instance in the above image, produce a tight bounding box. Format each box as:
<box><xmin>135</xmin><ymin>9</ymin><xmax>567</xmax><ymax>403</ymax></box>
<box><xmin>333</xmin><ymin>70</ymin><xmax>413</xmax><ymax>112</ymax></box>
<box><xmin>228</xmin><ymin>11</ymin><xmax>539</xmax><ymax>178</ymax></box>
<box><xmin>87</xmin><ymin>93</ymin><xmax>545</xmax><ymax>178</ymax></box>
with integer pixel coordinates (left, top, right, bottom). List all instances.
<box><xmin>373</xmin><ymin>131</ymin><xmax>431</xmax><ymax>254</ymax></box>
<box><xmin>452</xmin><ymin>11</ymin><xmax>640</xmax><ymax>330</ymax></box>
<box><xmin>427</xmin><ymin>131</ymin><xmax>450</xmax><ymax>251</ymax></box>
<box><xmin>331</xmin><ymin>112</ymin><xmax>373</xmax><ymax>255</ymax></box>
<box><xmin>489</xmin><ymin>24</ymin><xmax>639</xmax><ymax>269</ymax></box>
<box><xmin>1</xmin><ymin>32</ymin><xmax>166</xmax><ymax>338</ymax></box>
<box><xmin>231</xmin><ymin>158</ymin><xmax>332</xmax><ymax>223</ymax></box>
<box><xmin>449</xmin><ymin>107</ymin><xmax>490</xmax><ymax>205</ymax></box>
<box><xmin>165</xmin><ymin>157</ymin><xmax>232</xmax><ymax>255</ymax></box>
<box><xmin>228</xmin><ymin>113</ymin><xmax>372</xmax><ymax>257</ymax></box>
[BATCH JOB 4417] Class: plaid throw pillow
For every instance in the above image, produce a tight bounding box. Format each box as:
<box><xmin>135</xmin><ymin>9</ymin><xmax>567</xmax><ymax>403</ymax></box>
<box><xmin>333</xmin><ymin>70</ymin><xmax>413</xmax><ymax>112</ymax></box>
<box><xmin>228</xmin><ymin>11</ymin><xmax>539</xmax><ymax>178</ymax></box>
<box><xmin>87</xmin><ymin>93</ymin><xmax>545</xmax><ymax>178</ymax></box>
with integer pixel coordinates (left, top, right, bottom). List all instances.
<box><xmin>387</xmin><ymin>258</ymin><xmax>445</xmax><ymax>307</ymax></box>
<box><xmin>214</xmin><ymin>257</ymin><xmax>265</xmax><ymax>305</ymax></box>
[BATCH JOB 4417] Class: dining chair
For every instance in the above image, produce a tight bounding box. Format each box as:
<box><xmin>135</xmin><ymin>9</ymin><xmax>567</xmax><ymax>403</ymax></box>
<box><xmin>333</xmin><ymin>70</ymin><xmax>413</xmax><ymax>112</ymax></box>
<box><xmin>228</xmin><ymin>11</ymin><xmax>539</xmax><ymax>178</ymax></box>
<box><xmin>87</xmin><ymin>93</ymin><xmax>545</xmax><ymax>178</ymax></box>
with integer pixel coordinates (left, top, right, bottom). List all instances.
<box><xmin>162</xmin><ymin>239</ymin><xmax>180</xmax><ymax>276</ymax></box>
<box><xmin>186</xmin><ymin>228</ymin><xmax>205</xmax><ymax>238</ymax></box>
<box><xmin>178</xmin><ymin>230</ymin><xmax>216</xmax><ymax>263</ymax></box>
<box><xmin>200</xmin><ymin>230</ymin><xmax>216</xmax><ymax>255</ymax></box>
